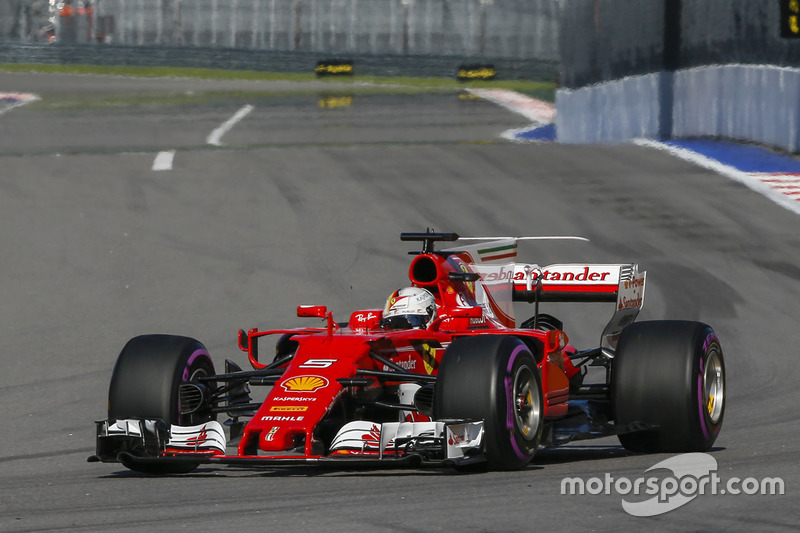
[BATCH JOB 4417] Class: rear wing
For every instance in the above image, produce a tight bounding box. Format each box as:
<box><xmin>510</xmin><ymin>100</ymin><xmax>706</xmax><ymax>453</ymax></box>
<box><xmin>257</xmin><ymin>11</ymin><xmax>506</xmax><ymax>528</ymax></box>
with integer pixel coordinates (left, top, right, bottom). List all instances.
<box><xmin>444</xmin><ymin>237</ymin><xmax>644</xmax><ymax>305</ymax></box>
<box><xmin>514</xmin><ymin>262</ymin><xmax>646</xmax><ymax>350</ymax></box>
<box><xmin>444</xmin><ymin>236</ymin><xmax>646</xmax><ymax>349</ymax></box>
<box><xmin>511</xmin><ymin>263</ymin><xmax>637</xmax><ymax>303</ymax></box>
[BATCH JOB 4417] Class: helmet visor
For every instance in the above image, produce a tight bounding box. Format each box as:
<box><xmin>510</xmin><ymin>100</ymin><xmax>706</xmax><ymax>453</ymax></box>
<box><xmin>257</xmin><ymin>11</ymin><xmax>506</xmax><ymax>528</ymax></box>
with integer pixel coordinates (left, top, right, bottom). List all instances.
<box><xmin>380</xmin><ymin>314</ymin><xmax>430</xmax><ymax>330</ymax></box>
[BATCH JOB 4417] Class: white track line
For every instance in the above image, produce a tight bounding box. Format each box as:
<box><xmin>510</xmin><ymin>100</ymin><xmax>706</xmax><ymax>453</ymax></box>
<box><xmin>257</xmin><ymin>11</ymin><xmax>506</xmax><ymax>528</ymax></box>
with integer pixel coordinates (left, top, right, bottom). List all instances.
<box><xmin>152</xmin><ymin>150</ymin><xmax>175</xmax><ymax>171</ymax></box>
<box><xmin>207</xmin><ymin>105</ymin><xmax>254</xmax><ymax>146</ymax></box>
<box><xmin>634</xmin><ymin>139</ymin><xmax>800</xmax><ymax>216</ymax></box>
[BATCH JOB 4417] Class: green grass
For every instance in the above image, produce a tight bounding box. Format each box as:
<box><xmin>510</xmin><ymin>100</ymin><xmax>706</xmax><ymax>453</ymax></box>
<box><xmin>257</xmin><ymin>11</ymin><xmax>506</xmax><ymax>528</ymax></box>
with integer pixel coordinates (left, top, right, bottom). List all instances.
<box><xmin>0</xmin><ymin>62</ymin><xmax>312</xmax><ymax>81</ymax></box>
<box><xmin>0</xmin><ymin>62</ymin><xmax>555</xmax><ymax>100</ymax></box>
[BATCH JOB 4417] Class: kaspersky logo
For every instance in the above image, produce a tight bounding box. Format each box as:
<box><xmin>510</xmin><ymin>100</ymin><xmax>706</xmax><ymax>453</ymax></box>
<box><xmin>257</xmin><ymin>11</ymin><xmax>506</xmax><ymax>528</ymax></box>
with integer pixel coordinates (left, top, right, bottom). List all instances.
<box><xmin>281</xmin><ymin>375</ymin><xmax>329</xmax><ymax>393</ymax></box>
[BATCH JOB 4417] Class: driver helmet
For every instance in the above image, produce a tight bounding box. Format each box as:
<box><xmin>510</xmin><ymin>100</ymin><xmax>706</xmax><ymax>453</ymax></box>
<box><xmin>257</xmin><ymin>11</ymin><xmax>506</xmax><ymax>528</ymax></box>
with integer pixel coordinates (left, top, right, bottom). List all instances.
<box><xmin>380</xmin><ymin>287</ymin><xmax>437</xmax><ymax>330</ymax></box>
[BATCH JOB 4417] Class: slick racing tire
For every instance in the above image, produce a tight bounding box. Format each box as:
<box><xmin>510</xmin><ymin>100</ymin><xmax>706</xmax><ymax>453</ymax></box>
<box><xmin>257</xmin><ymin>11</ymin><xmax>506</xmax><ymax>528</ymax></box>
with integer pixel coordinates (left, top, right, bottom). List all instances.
<box><xmin>108</xmin><ymin>334</ymin><xmax>216</xmax><ymax>474</ymax></box>
<box><xmin>612</xmin><ymin>321</ymin><xmax>725</xmax><ymax>453</ymax></box>
<box><xmin>434</xmin><ymin>335</ymin><xmax>543</xmax><ymax>471</ymax></box>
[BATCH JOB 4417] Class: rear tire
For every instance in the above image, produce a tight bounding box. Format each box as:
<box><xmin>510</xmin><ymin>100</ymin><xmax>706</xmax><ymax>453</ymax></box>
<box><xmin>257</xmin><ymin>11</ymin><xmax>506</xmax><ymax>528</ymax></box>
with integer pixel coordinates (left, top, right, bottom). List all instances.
<box><xmin>612</xmin><ymin>321</ymin><xmax>725</xmax><ymax>453</ymax></box>
<box><xmin>108</xmin><ymin>334</ymin><xmax>216</xmax><ymax>473</ymax></box>
<box><xmin>434</xmin><ymin>335</ymin><xmax>543</xmax><ymax>470</ymax></box>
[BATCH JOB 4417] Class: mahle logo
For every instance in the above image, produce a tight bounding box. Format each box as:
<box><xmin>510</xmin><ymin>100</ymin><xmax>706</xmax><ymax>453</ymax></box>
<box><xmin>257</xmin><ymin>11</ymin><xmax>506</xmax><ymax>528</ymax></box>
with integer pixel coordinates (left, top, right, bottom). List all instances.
<box><xmin>561</xmin><ymin>453</ymin><xmax>785</xmax><ymax>517</ymax></box>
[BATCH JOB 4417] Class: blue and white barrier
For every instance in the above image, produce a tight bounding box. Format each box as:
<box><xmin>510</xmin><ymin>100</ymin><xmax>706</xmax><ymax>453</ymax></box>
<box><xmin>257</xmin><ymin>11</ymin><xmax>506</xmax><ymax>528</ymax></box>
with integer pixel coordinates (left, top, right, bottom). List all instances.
<box><xmin>556</xmin><ymin>65</ymin><xmax>800</xmax><ymax>154</ymax></box>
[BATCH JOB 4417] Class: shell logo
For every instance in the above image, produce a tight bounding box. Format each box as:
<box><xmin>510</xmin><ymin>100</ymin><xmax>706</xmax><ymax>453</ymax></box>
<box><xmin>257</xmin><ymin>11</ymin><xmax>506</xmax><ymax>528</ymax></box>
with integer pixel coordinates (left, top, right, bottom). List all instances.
<box><xmin>281</xmin><ymin>375</ymin><xmax>329</xmax><ymax>393</ymax></box>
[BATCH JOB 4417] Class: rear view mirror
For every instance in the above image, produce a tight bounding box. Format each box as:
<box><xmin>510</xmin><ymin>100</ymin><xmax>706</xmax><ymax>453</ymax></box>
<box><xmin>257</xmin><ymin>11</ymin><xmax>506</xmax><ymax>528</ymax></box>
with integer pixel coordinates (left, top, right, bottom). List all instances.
<box><xmin>238</xmin><ymin>329</ymin><xmax>250</xmax><ymax>351</ymax></box>
<box><xmin>449</xmin><ymin>306</ymin><xmax>483</xmax><ymax>319</ymax></box>
<box><xmin>297</xmin><ymin>305</ymin><xmax>328</xmax><ymax>318</ymax></box>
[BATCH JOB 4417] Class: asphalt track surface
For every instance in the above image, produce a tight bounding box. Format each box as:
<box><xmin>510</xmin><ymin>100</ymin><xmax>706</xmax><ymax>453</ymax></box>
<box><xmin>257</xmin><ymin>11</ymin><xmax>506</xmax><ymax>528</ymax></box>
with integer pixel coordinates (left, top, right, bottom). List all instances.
<box><xmin>1</xmin><ymin>71</ymin><xmax>798</xmax><ymax>531</ymax></box>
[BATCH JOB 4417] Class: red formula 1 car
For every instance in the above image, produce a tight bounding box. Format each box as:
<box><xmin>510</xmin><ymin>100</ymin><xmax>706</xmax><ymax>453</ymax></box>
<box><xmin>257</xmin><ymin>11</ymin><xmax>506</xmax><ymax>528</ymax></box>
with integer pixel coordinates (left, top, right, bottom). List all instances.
<box><xmin>90</xmin><ymin>232</ymin><xmax>725</xmax><ymax>473</ymax></box>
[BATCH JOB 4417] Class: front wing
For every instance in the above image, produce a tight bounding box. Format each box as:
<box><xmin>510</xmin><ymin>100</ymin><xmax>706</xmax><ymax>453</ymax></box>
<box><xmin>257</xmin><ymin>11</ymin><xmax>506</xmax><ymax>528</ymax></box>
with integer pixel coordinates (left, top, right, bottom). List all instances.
<box><xmin>89</xmin><ymin>418</ymin><xmax>486</xmax><ymax>469</ymax></box>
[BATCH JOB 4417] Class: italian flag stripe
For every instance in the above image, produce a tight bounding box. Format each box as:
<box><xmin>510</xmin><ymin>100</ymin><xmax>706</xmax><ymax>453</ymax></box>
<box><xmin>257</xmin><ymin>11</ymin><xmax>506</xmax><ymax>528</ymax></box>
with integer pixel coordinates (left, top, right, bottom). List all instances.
<box><xmin>481</xmin><ymin>251</ymin><xmax>517</xmax><ymax>261</ymax></box>
<box><xmin>478</xmin><ymin>244</ymin><xmax>516</xmax><ymax>261</ymax></box>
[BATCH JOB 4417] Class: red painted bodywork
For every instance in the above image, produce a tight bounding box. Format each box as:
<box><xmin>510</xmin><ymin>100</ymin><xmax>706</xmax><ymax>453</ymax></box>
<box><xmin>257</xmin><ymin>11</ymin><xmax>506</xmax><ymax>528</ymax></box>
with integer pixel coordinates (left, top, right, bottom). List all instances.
<box><xmin>235</xmin><ymin>251</ymin><xmax>576</xmax><ymax>457</ymax></box>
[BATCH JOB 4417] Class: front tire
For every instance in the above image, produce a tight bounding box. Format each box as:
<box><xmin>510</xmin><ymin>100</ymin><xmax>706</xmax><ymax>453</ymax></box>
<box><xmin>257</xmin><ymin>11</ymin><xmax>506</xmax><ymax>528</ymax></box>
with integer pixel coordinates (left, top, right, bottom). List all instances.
<box><xmin>108</xmin><ymin>334</ymin><xmax>216</xmax><ymax>473</ymax></box>
<box><xmin>612</xmin><ymin>321</ymin><xmax>725</xmax><ymax>453</ymax></box>
<box><xmin>434</xmin><ymin>335</ymin><xmax>543</xmax><ymax>470</ymax></box>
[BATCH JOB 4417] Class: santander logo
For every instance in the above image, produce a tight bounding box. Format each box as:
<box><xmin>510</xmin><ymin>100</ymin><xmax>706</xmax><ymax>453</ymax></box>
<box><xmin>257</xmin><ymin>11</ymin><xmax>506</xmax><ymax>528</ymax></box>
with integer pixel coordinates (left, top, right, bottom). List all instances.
<box><xmin>508</xmin><ymin>266</ymin><xmax>614</xmax><ymax>284</ymax></box>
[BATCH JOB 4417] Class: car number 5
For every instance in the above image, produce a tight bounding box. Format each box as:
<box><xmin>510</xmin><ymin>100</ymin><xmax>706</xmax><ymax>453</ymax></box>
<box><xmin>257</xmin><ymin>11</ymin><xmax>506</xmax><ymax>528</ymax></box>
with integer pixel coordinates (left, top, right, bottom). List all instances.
<box><xmin>299</xmin><ymin>359</ymin><xmax>338</xmax><ymax>368</ymax></box>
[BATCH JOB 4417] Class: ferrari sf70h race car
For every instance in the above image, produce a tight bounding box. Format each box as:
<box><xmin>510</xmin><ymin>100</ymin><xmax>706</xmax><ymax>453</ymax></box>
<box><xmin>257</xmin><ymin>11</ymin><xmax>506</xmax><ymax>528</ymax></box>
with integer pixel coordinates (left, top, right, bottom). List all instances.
<box><xmin>90</xmin><ymin>232</ymin><xmax>725</xmax><ymax>473</ymax></box>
